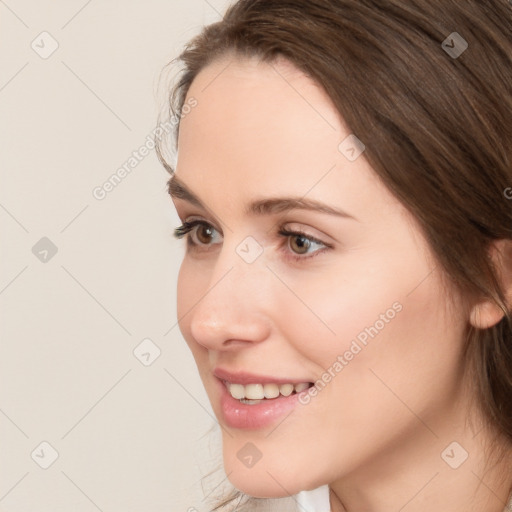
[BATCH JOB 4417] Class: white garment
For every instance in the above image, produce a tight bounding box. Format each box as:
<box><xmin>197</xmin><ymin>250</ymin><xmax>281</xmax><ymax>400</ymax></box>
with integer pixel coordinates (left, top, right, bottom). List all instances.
<box><xmin>295</xmin><ymin>484</ymin><xmax>330</xmax><ymax>512</ymax></box>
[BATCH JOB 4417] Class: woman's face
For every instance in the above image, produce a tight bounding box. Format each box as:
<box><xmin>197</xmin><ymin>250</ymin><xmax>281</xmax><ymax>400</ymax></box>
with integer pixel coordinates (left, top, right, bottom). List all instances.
<box><xmin>170</xmin><ymin>55</ymin><xmax>469</xmax><ymax>497</ymax></box>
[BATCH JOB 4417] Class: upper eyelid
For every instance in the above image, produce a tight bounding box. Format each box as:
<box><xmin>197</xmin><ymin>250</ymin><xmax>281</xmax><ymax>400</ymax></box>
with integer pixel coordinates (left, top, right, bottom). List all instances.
<box><xmin>178</xmin><ymin>213</ymin><xmax>327</xmax><ymax>238</ymax></box>
<box><xmin>175</xmin><ymin>210</ymin><xmax>222</xmax><ymax>231</ymax></box>
<box><xmin>179</xmin><ymin>219</ymin><xmax>222</xmax><ymax>236</ymax></box>
<box><xmin>175</xmin><ymin>206</ymin><xmax>324</xmax><ymax>235</ymax></box>
<box><xmin>173</xmin><ymin>203</ymin><xmax>225</xmax><ymax>232</ymax></box>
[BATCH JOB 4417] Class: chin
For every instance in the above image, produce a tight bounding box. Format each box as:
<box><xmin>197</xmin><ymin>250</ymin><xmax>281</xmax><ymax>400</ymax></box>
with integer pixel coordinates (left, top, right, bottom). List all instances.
<box><xmin>226</xmin><ymin>470</ymin><xmax>299</xmax><ymax>499</ymax></box>
<box><xmin>223</xmin><ymin>448</ymin><xmax>321</xmax><ymax>499</ymax></box>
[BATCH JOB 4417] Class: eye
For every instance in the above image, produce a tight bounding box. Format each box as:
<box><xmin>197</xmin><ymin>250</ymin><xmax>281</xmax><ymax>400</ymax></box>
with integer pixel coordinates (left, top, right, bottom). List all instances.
<box><xmin>277</xmin><ymin>228</ymin><xmax>329</xmax><ymax>262</ymax></box>
<box><xmin>174</xmin><ymin>220</ymin><xmax>221</xmax><ymax>247</ymax></box>
<box><xmin>173</xmin><ymin>220</ymin><xmax>331</xmax><ymax>261</ymax></box>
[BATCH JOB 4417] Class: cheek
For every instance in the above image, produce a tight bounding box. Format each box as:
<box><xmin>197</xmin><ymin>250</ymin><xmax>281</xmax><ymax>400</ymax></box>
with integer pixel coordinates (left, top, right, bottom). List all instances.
<box><xmin>313</xmin><ymin>271</ymin><xmax>464</xmax><ymax>436</ymax></box>
<box><xmin>276</xmin><ymin>258</ymin><xmax>410</xmax><ymax>368</ymax></box>
<box><xmin>285</xmin><ymin>248</ymin><xmax>464</xmax><ymax>414</ymax></box>
<box><xmin>292</xmin><ymin>242</ymin><xmax>440</xmax><ymax>361</ymax></box>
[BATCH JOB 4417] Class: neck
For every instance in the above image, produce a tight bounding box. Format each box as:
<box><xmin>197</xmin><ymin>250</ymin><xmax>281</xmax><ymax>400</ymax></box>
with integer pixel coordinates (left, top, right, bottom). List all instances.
<box><xmin>329</xmin><ymin>402</ymin><xmax>512</xmax><ymax>512</ymax></box>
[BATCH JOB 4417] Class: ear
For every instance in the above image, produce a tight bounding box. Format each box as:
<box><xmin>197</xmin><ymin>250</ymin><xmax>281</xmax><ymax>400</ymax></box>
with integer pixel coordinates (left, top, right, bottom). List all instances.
<box><xmin>469</xmin><ymin>239</ymin><xmax>512</xmax><ymax>329</ymax></box>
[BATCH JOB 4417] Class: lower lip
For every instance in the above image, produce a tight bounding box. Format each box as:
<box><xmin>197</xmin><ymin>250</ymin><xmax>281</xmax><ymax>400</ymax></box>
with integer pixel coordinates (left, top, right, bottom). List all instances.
<box><xmin>217</xmin><ymin>378</ymin><xmax>309</xmax><ymax>430</ymax></box>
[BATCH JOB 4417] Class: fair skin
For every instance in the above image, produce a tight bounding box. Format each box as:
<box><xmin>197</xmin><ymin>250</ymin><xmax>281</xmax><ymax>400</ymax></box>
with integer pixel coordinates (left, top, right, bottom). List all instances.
<box><xmin>169</xmin><ymin>54</ymin><xmax>512</xmax><ymax>512</ymax></box>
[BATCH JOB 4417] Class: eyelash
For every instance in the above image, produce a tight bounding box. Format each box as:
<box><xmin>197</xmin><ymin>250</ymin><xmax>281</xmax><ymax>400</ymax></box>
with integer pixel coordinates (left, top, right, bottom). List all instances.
<box><xmin>173</xmin><ymin>220</ymin><xmax>330</xmax><ymax>263</ymax></box>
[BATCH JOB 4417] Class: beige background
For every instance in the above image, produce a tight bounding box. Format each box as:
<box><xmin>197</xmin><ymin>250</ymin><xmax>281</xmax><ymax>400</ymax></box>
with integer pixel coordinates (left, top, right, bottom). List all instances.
<box><xmin>0</xmin><ymin>1</ymin><xmax>234</xmax><ymax>511</ymax></box>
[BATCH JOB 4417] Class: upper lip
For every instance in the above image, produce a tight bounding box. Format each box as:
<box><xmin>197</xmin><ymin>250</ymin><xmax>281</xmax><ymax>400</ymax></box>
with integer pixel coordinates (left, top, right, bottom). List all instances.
<box><xmin>213</xmin><ymin>367</ymin><xmax>312</xmax><ymax>385</ymax></box>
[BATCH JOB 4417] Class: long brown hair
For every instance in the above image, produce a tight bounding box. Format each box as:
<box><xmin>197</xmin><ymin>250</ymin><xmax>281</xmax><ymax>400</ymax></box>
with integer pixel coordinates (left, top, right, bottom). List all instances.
<box><xmin>156</xmin><ymin>1</ymin><xmax>512</xmax><ymax>509</ymax></box>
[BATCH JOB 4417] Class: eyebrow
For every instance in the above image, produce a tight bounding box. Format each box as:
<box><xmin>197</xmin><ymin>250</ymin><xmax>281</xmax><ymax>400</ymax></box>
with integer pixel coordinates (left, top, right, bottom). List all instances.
<box><xmin>167</xmin><ymin>174</ymin><xmax>357</xmax><ymax>221</ymax></box>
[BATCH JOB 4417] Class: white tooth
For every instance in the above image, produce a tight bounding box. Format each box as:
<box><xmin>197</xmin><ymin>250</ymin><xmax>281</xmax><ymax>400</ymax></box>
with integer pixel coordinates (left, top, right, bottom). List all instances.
<box><xmin>279</xmin><ymin>383</ymin><xmax>294</xmax><ymax>396</ymax></box>
<box><xmin>263</xmin><ymin>383</ymin><xmax>280</xmax><ymax>399</ymax></box>
<box><xmin>245</xmin><ymin>383</ymin><xmax>264</xmax><ymax>399</ymax></box>
<box><xmin>294</xmin><ymin>382</ymin><xmax>309</xmax><ymax>393</ymax></box>
<box><xmin>229</xmin><ymin>383</ymin><xmax>245</xmax><ymax>400</ymax></box>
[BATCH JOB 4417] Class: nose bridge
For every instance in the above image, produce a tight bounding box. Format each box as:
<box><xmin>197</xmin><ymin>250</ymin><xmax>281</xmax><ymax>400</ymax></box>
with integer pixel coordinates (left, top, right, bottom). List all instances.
<box><xmin>208</xmin><ymin>233</ymin><xmax>269</xmax><ymax>302</ymax></box>
<box><xmin>188</xmin><ymin>236</ymin><xmax>271</xmax><ymax>346</ymax></box>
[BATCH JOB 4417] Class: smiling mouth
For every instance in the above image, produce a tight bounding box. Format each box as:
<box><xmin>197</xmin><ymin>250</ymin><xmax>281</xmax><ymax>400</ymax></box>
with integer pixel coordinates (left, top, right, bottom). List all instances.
<box><xmin>223</xmin><ymin>380</ymin><xmax>314</xmax><ymax>404</ymax></box>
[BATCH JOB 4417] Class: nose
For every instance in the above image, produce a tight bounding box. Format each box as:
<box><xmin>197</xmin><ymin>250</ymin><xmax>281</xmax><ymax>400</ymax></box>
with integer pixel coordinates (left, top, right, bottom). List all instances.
<box><xmin>186</xmin><ymin>245</ymin><xmax>272</xmax><ymax>351</ymax></box>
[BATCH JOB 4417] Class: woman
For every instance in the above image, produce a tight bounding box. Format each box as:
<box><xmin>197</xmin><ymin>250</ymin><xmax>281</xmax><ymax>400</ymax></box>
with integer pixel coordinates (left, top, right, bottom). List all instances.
<box><xmin>156</xmin><ymin>1</ymin><xmax>512</xmax><ymax>510</ymax></box>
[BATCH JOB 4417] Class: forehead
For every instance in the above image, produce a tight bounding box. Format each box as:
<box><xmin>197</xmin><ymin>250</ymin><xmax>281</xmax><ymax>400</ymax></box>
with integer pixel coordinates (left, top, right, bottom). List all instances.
<box><xmin>185</xmin><ymin>54</ymin><xmax>341</xmax><ymax>128</ymax></box>
<box><xmin>177</xmin><ymin>55</ymin><xmax>346</xmax><ymax>186</ymax></box>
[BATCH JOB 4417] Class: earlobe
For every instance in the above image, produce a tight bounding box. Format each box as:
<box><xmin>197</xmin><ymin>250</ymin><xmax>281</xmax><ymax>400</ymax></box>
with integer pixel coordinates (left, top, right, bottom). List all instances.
<box><xmin>468</xmin><ymin>239</ymin><xmax>512</xmax><ymax>329</ymax></box>
<box><xmin>469</xmin><ymin>301</ymin><xmax>505</xmax><ymax>329</ymax></box>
